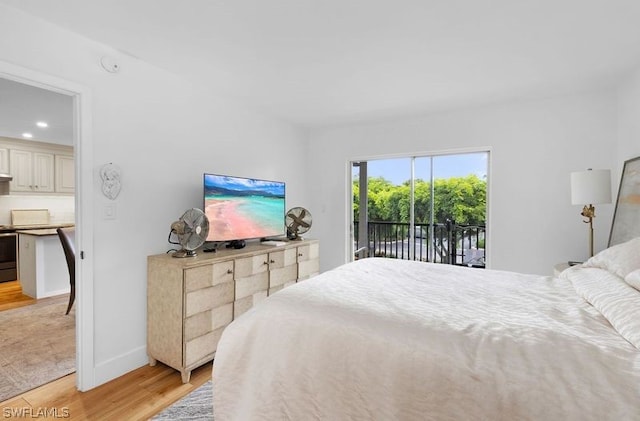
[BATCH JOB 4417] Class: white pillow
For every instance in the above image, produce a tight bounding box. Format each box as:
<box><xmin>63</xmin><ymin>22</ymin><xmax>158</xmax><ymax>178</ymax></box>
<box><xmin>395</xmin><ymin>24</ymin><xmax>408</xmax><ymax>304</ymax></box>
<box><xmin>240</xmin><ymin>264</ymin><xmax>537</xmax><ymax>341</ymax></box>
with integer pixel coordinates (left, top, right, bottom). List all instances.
<box><xmin>566</xmin><ymin>266</ymin><xmax>640</xmax><ymax>350</ymax></box>
<box><xmin>582</xmin><ymin>236</ymin><xmax>640</xmax><ymax>278</ymax></box>
<box><xmin>625</xmin><ymin>269</ymin><xmax>640</xmax><ymax>291</ymax></box>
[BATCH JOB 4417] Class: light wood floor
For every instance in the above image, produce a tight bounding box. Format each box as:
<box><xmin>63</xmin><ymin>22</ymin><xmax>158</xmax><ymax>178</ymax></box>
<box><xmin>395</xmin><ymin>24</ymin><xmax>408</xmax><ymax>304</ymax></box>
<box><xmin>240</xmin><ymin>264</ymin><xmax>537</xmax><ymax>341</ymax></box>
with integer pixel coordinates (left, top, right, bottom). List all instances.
<box><xmin>0</xmin><ymin>280</ymin><xmax>36</xmax><ymax>311</ymax></box>
<box><xmin>1</xmin><ymin>280</ymin><xmax>212</xmax><ymax>419</ymax></box>
<box><xmin>0</xmin><ymin>361</ymin><xmax>213</xmax><ymax>420</ymax></box>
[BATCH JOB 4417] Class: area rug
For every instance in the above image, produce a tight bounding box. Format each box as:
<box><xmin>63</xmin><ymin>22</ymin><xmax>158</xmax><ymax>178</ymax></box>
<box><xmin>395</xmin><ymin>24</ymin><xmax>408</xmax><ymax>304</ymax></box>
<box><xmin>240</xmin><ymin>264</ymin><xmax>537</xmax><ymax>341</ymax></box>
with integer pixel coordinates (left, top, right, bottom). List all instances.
<box><xmin>0</xmin><ymin>294</ymin><xmax>75</xmax><ymax>403</ymax></box>
<box><xmin>152</xmin><ymin>380</ymin><xmax>213</xmax><ymax>420</ymax></box>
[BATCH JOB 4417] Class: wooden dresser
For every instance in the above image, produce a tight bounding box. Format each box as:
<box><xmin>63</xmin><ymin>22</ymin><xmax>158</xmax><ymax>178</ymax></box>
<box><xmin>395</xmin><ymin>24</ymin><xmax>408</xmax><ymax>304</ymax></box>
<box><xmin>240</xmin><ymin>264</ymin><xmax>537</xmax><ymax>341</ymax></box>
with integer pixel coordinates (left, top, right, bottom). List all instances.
<box><xmin>147</xmin><ymin>239</ymin><xmax>319</xmax><ymax>382</ymax></box>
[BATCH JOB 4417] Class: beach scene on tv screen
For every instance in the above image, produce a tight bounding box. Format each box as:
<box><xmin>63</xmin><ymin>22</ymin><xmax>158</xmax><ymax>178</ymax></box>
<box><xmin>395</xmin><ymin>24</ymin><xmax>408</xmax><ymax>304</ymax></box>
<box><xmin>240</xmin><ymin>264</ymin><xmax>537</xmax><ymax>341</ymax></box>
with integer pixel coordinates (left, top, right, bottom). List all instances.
<box><xmin>204</xmin><ymin>174</ymin><xmax>285</xmax><ymax>241</ymax></box>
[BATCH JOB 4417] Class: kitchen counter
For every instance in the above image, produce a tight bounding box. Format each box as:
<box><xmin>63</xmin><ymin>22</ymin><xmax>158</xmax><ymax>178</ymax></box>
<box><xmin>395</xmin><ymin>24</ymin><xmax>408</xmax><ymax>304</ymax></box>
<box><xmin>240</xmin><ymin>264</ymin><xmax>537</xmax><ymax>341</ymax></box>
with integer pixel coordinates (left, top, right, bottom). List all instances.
<box><xmin>16</xmin><ymin>228</ymin><xmax>61</xmax><ymax>236</ymax></box>
<box><xmin>18</xmin><ymin>228</ymin><xmax>71</xmax><ymax>299</ymax></box>
<box><xmin>2</xmin><ymin>222</ymin><xmax>73</xmax><ymax>230</ymax></box>
<box><xmin>0</xmin><ymin>223</ymin><xmax>74</xmax><ymax>234</ymax></box>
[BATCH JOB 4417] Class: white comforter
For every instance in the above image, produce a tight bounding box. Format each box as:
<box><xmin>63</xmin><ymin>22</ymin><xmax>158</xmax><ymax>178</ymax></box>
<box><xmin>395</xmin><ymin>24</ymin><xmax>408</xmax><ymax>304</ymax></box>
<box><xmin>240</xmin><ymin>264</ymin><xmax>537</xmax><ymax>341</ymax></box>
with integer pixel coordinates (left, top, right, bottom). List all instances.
<box><xmin>212</xmin><ymin>258</ymin><xmax>640</xmax><ymax>420</ymax></box>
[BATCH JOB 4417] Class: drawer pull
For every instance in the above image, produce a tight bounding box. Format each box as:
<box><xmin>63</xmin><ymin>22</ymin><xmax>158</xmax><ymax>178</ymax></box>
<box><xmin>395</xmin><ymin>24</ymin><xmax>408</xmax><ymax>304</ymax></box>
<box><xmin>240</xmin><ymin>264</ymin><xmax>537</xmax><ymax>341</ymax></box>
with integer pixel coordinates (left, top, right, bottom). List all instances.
<box><xmin>263</xmin><ymin>261</ymin><xmax>268</xmax><ymax>265</ymax></box>
<box><xmin>298</xmin><ymin>253</ymin><xmax>303</xmax><ymax>257</ymax></box>
<box><xmin>227</xmin><ymin>269</ymin><xmax>233</xmax><ymax>274</ymax></box>
<box><xmin>270</xmin><ymin>259</ymin><xmax>275</xmax><ymax>264</ymax></box>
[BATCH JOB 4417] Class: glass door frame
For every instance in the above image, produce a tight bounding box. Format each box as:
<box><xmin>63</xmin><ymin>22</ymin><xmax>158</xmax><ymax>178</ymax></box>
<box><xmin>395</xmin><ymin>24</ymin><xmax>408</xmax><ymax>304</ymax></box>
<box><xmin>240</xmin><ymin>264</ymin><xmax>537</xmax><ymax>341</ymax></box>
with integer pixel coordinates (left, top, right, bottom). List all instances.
<box><xmin>347</xmin><ymin>147</ymin><xmax>492</xmax><ymax>267</ymax></box>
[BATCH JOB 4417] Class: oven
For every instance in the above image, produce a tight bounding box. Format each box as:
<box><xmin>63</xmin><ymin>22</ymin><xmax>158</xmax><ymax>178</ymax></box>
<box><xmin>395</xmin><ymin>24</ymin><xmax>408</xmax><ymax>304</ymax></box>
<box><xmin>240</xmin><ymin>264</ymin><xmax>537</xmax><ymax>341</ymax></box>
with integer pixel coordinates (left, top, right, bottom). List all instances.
<box><xmin>0</xmin><ymin>231</ymin><xmax>17</xmax><ymax>283</ymax></box>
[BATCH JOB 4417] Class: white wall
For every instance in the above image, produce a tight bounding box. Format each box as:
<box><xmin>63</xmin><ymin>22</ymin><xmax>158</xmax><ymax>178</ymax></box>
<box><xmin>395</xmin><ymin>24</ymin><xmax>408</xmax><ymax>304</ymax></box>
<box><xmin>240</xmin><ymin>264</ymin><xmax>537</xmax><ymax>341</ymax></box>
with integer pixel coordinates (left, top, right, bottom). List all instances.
<box><xmin>308</xmin><ymin>91</ymin><xmax>618</xmax><ymax>276</ymax></box>
<box><xmin>616</xmin><ymin>66</ymin><xmax>640</xmax><ymax>174</ymax></box>
<box><xmin>0</xmin><ymin>195</ymin><xmax>74</xmax><ymax>225</ymax></box>
<box><xmin>0</xmin><ymin>5</ymin><xmax>308</xmax><ymax>387</ymax></box>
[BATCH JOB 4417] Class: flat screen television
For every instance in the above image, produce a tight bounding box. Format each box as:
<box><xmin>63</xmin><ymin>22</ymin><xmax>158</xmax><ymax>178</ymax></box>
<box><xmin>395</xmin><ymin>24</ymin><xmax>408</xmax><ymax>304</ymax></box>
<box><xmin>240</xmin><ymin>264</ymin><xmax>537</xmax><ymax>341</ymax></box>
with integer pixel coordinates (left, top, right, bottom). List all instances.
<box><xmin>203</xmin><ymin>173</ymin><xmax>286</xmax><ymax>243</ymax></box>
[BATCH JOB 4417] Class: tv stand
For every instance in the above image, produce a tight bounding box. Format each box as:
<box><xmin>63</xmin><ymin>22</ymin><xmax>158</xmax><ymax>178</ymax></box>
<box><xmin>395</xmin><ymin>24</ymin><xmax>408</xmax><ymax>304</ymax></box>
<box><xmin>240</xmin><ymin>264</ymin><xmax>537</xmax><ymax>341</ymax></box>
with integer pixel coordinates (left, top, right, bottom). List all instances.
<box><xmin>226</xmin><ymin>240</ymin><xmax>246</xmax><ymax>249</ymax></box>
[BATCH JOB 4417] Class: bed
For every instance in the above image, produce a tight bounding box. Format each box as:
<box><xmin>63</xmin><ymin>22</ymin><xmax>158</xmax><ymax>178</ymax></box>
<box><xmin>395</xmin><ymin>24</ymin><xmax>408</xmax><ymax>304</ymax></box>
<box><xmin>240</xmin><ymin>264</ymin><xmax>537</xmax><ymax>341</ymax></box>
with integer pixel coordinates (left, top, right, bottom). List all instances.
<box><xmin>212</xmin><ymin>238</ymin><xmax>640</xmax><ymax>420</ymax></box>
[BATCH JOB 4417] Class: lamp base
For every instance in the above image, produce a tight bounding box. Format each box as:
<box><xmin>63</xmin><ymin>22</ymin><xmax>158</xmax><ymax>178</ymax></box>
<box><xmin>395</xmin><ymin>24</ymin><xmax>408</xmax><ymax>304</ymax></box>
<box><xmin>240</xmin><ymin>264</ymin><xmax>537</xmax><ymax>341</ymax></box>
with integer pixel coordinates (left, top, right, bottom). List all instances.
<box><xmin>580</xmin><ymin>204</ymin><xmax>595</xmax><ymax>257</ymax></box>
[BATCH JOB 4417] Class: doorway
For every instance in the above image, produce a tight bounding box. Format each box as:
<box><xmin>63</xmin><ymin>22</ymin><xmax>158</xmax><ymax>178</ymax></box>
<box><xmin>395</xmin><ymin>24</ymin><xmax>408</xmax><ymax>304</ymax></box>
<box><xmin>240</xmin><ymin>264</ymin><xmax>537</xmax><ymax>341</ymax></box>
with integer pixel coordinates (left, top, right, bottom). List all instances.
<box><xmin>0</xmin><ymin>61</ymin><xmax>94</xmax><ymax>392</ymax></box>
<box><xmin>0</xmin><ymin>77</ymin><xmax>76</xmax><ymax>401</ymax></box>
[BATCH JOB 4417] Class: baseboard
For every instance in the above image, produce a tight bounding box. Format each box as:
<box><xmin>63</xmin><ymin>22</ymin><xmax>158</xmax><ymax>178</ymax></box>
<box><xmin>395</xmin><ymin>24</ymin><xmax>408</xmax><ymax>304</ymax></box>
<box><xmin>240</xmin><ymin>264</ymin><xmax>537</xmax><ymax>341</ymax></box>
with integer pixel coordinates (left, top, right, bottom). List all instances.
<box><xmin>93</xmin><ymin>345</ymin><xmax>148</xmax><ymax>387</ymax></box>
<box><xmin>41</xmin><ymin>287</ymin><xmax>71</xmax><ymax>298</ymax></box>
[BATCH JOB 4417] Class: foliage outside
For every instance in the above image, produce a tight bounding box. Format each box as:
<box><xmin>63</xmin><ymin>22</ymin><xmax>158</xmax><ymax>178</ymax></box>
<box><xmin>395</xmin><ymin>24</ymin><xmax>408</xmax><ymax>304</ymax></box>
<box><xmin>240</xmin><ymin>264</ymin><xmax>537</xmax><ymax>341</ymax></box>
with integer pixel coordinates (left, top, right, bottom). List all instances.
<box><xmin>353</xmin><ymin>175</ymin><xmax>486</xmax><ymax>225</ymax></box>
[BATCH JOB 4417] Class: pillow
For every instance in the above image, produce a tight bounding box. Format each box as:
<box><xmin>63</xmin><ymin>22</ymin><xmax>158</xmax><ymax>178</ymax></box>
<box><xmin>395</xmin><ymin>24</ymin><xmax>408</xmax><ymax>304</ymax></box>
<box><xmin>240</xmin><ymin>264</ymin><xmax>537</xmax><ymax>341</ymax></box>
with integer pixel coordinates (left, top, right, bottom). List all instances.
<box><xmin>625</xmin><ymin>269</ymin><xmax>640</xmax><ymax>291</ymax></box>
<box><xmin>582</xmin><ymin>236</ymin><xmax>640</xmax><ymax>278</ymax></box>
<box><xmin>566</xmin><ymin>265</ymin><xmax>640</xmax><ymax>351</ymax></box>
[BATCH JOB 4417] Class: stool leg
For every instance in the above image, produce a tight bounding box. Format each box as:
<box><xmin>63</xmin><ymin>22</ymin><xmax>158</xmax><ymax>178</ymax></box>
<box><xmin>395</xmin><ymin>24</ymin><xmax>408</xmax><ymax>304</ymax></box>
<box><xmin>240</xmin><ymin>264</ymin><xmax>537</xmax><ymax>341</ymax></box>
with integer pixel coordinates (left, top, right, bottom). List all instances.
<box><xmin>65</xmin><ymin>282</ymin><xmax>75</xmax><ymax>315</ymax></box>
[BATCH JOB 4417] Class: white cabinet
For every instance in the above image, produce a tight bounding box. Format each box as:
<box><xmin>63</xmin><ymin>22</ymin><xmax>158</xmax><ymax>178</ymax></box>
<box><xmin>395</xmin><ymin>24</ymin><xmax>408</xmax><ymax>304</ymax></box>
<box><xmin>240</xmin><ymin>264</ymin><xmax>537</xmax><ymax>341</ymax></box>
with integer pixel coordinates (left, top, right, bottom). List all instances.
<box><xmin>0</xmin><ymin>138</ymin><xmax>74</xmax><ymax>195</ymax></box>
<box><xmin>55</xmin><ymin>155</ymin><xmax>75</xmax><ymax>193</ymax></box>
<box><xmin>9</xmin><ymin>149</ymin><xmax>32</xmax><ymax>191</ymax></box>
<box><xmin>33</xmin><ymin>152</ymin><xmax>55</xmax><ymax>192</ymax></box>
<box><xmin>9</xmin><ymin>149</ymin><xmax>54</xmax><ymax>192</ymax></box>
<box><xmin>0</xmin><ymin>148</ymin><xmax>9</xmax><ymax>174</ymax></box>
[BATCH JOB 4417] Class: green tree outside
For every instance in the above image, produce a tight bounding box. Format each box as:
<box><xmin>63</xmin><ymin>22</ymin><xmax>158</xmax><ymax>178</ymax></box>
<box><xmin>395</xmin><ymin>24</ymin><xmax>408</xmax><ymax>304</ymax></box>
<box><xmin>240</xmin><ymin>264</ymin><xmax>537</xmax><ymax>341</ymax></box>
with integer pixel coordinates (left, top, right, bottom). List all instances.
<box><xmin>353</xmin><ymin>175</ymin><xmax>486</xmax><ymax>225</ymax></box>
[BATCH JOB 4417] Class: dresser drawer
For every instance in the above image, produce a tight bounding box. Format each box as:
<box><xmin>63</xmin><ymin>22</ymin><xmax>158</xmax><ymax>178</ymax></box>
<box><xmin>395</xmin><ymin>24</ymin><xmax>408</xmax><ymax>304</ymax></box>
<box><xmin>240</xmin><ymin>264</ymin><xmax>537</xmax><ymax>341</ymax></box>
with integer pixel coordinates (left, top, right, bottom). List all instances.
<box><xmin>234</xmin><ymin>290</ymin><xmax>268</xmax><ymax>318</ymax></box>
<box><xmin>235</xmin><ymin>254</ymin><xmax>268</xmax><ymax>278</ymax></box>
<box><xmin>184</xmin><ymin>260</ymin><xmax>234</xmax><ymax>292</ymax></box>
<box><xmin>269</xmin><ymin>264</ymin><xmax>297</xmax><ymax>288</ymax></box>
<box><xmin>184</xmin><ymin>302</ymin><xmax>233</xmax><ymax>341</ymax></box>
<box><xmin>297</xmin><ymin>242</ymin><xmax>319</xmax><ymax>262</ymax></box>
<box><xmin>235</xmin><ymin>271</ymin><xmax>268</xmax><ymax>300</ymax></box>
<box><xmin>268</xmin><ymin>248</ymin><xmax>297</xmax><ymax>269</ymax></box>
<box><xmin>184</xmin><ymin>326</ymin><xmax>225</xmax><ymax>367</ymax></box>
<box><xmin>298</xmin><ymin>258</ymin><xmax>320</xmax><ymax>280</ymax></box>
<box><xmin>269</xmin><ymin>280</ymin><xmax>296</xmax><ymax>296</ymax></box>
<box><xmin>185</xmin><ymin>281</ymin><xmax>234</xmax><ymax>317</ymax></box>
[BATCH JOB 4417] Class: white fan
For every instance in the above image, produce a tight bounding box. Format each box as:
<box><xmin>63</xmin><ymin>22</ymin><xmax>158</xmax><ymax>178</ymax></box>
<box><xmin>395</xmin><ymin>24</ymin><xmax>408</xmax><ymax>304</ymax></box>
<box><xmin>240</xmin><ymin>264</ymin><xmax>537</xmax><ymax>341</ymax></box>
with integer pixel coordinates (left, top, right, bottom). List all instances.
<box><xmin>286</xmin><ymin>207</ymin><xmax>312</xmax><ymax>240</ymax></box>
<box><xmin>168</xmin><ymin>208</ymin><xmax>210</xmax><ymax>258</ymax></box>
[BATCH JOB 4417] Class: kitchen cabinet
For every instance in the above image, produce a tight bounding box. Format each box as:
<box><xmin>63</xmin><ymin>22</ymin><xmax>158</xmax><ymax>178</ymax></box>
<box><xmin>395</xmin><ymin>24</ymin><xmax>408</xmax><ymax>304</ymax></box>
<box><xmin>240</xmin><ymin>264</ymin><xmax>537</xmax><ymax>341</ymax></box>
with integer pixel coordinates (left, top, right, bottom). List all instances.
<box><xmin>10</xmin><ymin>149</ymin><xmax>54</xmax><ymax>192</ymax></box>
<box><xmin>0</xmin><ymin>148</ymin><xmax>9</xmax><ymax>174</ymax></box>
<box><xmin>0</xmin><ymin>137</ymin><xmax>74</xmax><ymax>195</ymax></box>
<box><xmin>55</xmin><ymin>155</ymin><xmax>75</xmax><ymax>193</ymax></box>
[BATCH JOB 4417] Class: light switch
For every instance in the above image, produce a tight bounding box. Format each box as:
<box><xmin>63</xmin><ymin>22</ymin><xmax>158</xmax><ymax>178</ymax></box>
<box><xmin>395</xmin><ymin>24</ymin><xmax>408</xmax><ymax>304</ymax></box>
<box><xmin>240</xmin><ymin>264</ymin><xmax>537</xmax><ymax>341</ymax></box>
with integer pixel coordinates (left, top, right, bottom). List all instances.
<box><xmin>103</xmin><ymin>204</ymin><xmax>117</xmax><ymax>220</ymax></box>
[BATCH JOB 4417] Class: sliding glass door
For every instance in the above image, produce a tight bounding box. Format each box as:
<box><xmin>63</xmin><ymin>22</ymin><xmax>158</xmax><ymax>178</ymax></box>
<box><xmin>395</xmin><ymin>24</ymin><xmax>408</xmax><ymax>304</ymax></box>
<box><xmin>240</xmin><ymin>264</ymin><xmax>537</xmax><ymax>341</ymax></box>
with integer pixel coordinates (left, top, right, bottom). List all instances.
<box><xmin>352</xmin><ymin>151</ymin><xmax>488</xmax><ymax>267</ymax></box>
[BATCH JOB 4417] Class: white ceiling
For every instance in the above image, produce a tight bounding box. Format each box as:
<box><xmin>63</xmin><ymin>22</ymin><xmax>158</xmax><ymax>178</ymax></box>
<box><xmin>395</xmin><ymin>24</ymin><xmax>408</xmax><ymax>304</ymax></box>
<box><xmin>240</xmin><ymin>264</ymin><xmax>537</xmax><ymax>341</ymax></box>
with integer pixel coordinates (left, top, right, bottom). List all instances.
<box><xmin>0</xmin><ymin>78</ymin><xmax>73</xmax><ymax>145</ymax></box>
<box><xmin>2</xmin><ymin>0</ymin><xmax>640</xmax><ymax>128</ymax></box>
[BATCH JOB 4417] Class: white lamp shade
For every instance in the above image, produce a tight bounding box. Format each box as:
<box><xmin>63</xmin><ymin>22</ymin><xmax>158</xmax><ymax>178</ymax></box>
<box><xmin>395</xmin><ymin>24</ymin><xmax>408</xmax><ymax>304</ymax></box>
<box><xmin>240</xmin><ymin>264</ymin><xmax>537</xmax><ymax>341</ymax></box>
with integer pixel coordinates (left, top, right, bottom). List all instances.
<box><xmin>570</xmin><ymin>169</ymin><xmax>612</xmax><ymax>205</ymax></box>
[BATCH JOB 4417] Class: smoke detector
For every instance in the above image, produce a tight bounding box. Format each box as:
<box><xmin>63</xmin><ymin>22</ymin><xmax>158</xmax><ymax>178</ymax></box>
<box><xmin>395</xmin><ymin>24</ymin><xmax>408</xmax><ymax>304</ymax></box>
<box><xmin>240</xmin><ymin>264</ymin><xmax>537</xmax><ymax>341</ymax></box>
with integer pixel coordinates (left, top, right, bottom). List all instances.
<box><xmin>100</xmin><ymin>56</ymin><xmax>120</xmax><ymax>73</ymax></box>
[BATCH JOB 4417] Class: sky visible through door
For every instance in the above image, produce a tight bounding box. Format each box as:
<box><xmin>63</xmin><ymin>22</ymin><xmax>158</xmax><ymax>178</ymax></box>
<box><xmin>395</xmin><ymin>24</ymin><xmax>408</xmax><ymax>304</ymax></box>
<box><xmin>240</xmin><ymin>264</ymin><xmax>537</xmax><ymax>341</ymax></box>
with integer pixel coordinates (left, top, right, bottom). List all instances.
<box><xmin>366</xmin><ymin>153</ymin><xmax>487</xmax><ymax>185</ymax></box>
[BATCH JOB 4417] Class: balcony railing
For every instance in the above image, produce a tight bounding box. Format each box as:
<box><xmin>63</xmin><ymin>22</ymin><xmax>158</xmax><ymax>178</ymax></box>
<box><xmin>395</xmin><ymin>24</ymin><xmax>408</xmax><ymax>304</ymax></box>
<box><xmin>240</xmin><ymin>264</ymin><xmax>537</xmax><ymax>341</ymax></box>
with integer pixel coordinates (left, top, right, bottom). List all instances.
<box><xmin>354</xmin><ymin>220</ymin><xmax>485</xmax><ymax>268</ymax></box>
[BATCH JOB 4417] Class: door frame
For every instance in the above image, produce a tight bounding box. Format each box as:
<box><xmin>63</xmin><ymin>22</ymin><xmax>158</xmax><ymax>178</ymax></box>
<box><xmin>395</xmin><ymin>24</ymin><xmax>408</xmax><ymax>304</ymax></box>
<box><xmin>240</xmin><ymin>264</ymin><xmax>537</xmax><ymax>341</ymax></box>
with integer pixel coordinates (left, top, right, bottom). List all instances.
<box><xmin>0</xmin><ymin>60</ymin><xmax>96</xmax><ymax>391</ymax></box>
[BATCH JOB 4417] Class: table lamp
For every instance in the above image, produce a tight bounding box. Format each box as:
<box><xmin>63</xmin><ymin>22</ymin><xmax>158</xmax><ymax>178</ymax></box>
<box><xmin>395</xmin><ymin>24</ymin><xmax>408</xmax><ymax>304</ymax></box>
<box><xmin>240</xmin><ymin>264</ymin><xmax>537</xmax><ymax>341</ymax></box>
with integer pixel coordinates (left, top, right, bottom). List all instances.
<box><xmin>570</xmin><ymin>168</ymin><xmax>611</xmax><ymax>257</ymax></box>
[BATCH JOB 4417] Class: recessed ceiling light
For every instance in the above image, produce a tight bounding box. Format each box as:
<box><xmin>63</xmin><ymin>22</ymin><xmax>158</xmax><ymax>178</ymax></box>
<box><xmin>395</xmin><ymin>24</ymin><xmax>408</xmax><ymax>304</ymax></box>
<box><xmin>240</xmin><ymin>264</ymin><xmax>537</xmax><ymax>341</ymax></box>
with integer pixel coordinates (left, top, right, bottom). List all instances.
<box><xmin>36</xmin><ymin>121</ymin><xmax>48</xmax><ymax>128</ymax></box>
<box><xmin>22</xmin><ymin>132</ymin><xmax>33</xmax><ymax>138</ymax></box>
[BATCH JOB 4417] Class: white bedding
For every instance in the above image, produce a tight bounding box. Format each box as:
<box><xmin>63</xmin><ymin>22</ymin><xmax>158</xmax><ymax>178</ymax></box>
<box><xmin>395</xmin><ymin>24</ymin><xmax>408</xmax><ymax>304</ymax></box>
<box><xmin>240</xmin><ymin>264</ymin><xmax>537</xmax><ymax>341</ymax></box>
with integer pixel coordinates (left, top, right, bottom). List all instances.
<box><xmin>212</xmin><ymin>258</ymin><xmax>640</xmax><ymax>420</ymax></box>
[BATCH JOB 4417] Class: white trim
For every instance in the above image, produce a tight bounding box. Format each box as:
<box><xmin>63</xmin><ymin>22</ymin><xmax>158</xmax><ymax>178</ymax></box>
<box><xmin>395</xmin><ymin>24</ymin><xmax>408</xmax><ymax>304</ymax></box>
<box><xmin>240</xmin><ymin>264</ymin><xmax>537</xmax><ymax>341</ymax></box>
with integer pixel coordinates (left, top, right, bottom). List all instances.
<box><xmin>40</xmin><ymin>288</ymin><xmax>71</xmax><ymax>298</ymax></box>
<box><xmin>93</xmin><ymin>345</ymin><xmax>148</xmax><ymax>387</ymax></box>
<box><xmin>409</xmin><ymin>158</ymin><xmax>416</xmax><ymax>261</ymax></box>
<box><xmin>345</xmin><ymin>159</ymin><xmax>354</xmax><ymax>264</ymax></box>
<box><xmin>0</xmin><ymin>61</ymin><xmax>96</xmax><ymax>391</ymax></box>
<box><xmin>349</xmin><ymin>145</ymin><xmax>492</xmax><ymax>164</ymax></box>
<box><xmin>484</xmin><ymin>149</ymin><xmax>492</xmax><ymax>269</ymax></box>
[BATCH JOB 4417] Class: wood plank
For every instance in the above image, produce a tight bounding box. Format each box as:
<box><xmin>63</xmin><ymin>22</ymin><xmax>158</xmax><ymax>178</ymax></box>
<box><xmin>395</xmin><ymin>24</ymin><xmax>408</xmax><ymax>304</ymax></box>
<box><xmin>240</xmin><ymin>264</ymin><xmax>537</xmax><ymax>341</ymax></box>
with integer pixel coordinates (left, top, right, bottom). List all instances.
<box><xmin>0</xmin><ymin>280</ymin><xmax>36</xmax><ymax>311</ymax></box>
<box><xmin>0</xmin><ymin>361</ymin><xmax>213</xmax><ymax>420</ymax></box>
